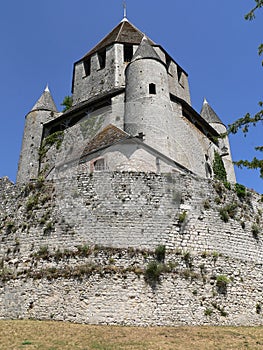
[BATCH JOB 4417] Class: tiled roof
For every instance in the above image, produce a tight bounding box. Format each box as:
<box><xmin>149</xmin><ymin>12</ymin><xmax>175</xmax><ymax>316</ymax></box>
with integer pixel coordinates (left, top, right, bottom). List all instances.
<box><xmin>82</xmin><ymin>19</ymin><xmax>155</xmax><ymax>59</ymax></box>
<box><xmin>80</xmin><ymin>124</ymin><xmax>129</xmax><ymax>159</ymax></box>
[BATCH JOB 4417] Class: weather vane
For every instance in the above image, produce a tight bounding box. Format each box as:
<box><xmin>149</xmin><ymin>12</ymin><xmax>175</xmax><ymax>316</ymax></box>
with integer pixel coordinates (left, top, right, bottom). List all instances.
<box><xmin>123</xmin><ymin>0</ymin><xmax>127</xmax><ymax>19</ymax></box>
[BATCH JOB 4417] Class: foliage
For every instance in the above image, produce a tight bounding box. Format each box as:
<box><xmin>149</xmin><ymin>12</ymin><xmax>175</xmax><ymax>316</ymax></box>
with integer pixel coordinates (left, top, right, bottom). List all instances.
<box><xmin>144</xmin><ymin>261</ymin><xmax>164</xmax><ymax>285</ymax></box>
<box><xmin>38</xmin><ymin>131</ymin><xmax>64</xmax><ymax>161</ymax></box>
<box><xmin>252</xmin><ymin>223</ymin><xmax>260</xmax><ymax>238</ymax></box>
<box><xmin>178</xmin><ymin>211</ymin><xmax>187</xmax><ymax>224</ymax></box>
<box><xmin>219</xmin><ymin>203</ymin><xmax>237</xmax><ymax>222</ymax></box>
<box><xmin>212</xmin><ymin>151</ymin><xmax>227</xmax><ymax>182</ymax></box>
<box><xmin>61</xmin><ymin>95</ymin><xmax>73</xmax><ymax>112</ymax></box>
<box><xmin>234</xmin><ymin>183</ymin><xmax>247</xmax><ymax>199</ymax></box>
<box><xmin>26</xmin><ymin>195</ymin><xmax>39</xmax><ymax>212</ymax></box>
<box><xmin>216</xmin><ymin>275</ymin><xmax>230</xmax><ymax>288</ymax></box>
<box><xmin>227</xmin><ymin>3</ymin><xmax>263</xmax><ymax>179</ymax></box>
<box><xmin>155</xmin><ymin>245</ymin><xmax>166</xmax><ymax>262</ymax></box>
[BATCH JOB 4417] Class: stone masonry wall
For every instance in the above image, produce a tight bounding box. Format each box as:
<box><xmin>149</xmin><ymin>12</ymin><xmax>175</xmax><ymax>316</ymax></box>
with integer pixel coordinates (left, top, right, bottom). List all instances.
<box><xmin>0</xmin><ymin>172</ymin><xmax>262</xmax><ymax>325</ymax></box>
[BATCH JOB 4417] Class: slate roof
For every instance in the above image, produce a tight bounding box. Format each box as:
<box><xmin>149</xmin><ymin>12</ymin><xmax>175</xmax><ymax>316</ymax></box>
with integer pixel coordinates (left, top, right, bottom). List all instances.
<box><xmin>131</xmin><ymin>36</ymin><xmax>162</xmax><ymax>62</ymax></box>
<box><xmin>82</xmin><ymin>19</ymin><xmax>155</xmax><ymax>59</ymax></box>
<box><xmin>31</xmin><ymin>86</ymin><xmax>58</xmax><ymax>112</ymax></box>
<box><xmin>200</xmin><ymin>99</ymin><xmax>223</xmax><ymax>124</ymax></box>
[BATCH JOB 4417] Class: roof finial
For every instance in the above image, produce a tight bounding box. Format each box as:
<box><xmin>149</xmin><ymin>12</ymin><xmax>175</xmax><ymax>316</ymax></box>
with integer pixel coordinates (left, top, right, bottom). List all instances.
<box><xmin>45</xmin><ymin>84</ymin><xmax>50</xmax><ymax>92</ymax></box>
<box><xmin>123</xmin><ymin>0</ymin><xmax>127</xmax><ymax>20</ymax></box>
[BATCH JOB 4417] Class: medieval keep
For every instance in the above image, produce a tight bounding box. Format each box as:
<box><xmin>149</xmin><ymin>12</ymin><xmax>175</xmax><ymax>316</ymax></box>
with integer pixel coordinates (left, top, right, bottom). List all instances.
<box><xmin>16</xmin><ymin>17</ymin><xmax>236</xmax><ymax>183</ymax></box>
<box><xmin>3</xmin><ymin>16</ymin><xmax>263</xmax><ymax>328</ymax></box>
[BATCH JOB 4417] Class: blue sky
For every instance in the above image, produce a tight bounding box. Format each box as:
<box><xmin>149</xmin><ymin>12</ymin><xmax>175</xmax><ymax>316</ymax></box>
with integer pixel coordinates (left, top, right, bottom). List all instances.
<box><xmin>0</xmin><ymin>0</ymin><xmax>262</xmax><ymax>193</ymax></box>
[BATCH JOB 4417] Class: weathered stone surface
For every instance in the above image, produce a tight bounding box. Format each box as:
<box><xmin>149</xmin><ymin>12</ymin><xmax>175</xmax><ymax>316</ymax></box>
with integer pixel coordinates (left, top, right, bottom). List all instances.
<box><xmin>0</xmin><ymin>172</ymin><xmax>262</xmax><ymax>325</ymax></box>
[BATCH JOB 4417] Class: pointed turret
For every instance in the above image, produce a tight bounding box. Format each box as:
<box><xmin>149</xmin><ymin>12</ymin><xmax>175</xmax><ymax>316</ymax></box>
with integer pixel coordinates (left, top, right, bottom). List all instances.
<box><xmin>31</xmin><ymin>85</ymin><xmax>58</xmax><ymax>112</ymax></box>
<box><xmin>200</xmin><ymin>98</ymin><xmax>236</xmax><ymax>183</ymax></box>
<box><xmin>200</xmin><ymin>98</ymin><xmax>223</xmax><ymax>125</ymax></box>
<box><xmin>131</xmin><ymin>36</ymin><xmax>162</xmax><ymax>63</ymax></box>
<box><xmin>16</xmin><ymin>86</ymin><xmax>60</xmax><ymax>183</ymax></box>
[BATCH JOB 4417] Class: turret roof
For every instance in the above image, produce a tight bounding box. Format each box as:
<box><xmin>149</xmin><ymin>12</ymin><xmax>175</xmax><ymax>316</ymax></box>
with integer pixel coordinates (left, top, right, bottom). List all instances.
<box><xmin>200</xmin><ymin>98</ymin><xmax>223</xmax><ymax>125</ymax></box>
<box><xmin>82</xmin><ymin>19</ymin><xmax>155</xmax><ymax>59</ymax></box>
<box><xmin>131</xmin><ymin>36</ymin><xmax>162</xmax><ymax>62</ymax></box>
<box><xmin>31</xmin><ymin>85</ymin><xmax>58</xmax><ymax>112</ymax></box>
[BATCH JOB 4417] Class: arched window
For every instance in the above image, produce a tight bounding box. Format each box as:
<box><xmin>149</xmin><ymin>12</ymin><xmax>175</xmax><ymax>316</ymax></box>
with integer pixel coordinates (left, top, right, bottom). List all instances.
<box><xmin>93</xmin><ymin>158</ymin><xmax>105</xmax><ymax>171</ymax></box>
<box><xmin>149</xmin><ymin>83</ymin><xmax>156</xmax><ymax>94</ymax></box>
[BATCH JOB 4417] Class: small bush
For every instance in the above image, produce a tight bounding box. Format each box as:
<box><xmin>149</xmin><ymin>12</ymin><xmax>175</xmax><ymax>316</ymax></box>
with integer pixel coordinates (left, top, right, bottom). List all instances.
<box><xmin>43</xmin><ymin>222</ymin><xmax>54</xmax><ymax>235</ymax></box>
<box><xmin>155</xmin><ymin>245</ymin><xmax>166</xmax><ymax>262</ymax></box>
<box><xmin>144</xmin><ymin>261</ymin><xmax>164</xmax><ymax>285</ymax></box>
<box><xmin>77</xmin><ymin>245</ymin><xmax>90</xmax><ymax>256</ymax></box>
<box><xmin>26</xmin><ymin>195</ymin><xmax>39</xmax><ymax>211</ymax></box>
<box><xmin>219</xmin><ymin>203</ymin><xmax>237</xmax><ymax>222</ymax></box>
<box><xmin>203</xmin><ymin>199</ymin><xmax>210</xmax><ymax>209</ymax></box>
<box><xmin>234</xmin><ymin>183</ymin><xmax>246</xmax><ymax>199</ymax></box>
<box><xmin>204</xmin><ymin>308</ymin><xmax>213</xmax><ymax>316</ymax></box>
<box><xmin>178</xmin><ymin>211</ymin><xmax>187</xmax><ymax>224</ymax></box>
<box><xmin>252</xmin><ymin>224</ymin><xmax>260</xmax><ymax>239</ymax></box>
<box><xmin>219</xmin><ymin>208</ymin><xmax>229</xmax><ymax>222</ymax></box>
<box><xmin>35</xmin><ymin>246</ymin><xmax>49</xmax><ymax>260</ymax></box>
<box><xmin>223</xmin><ymin>181</ymin><xmax>231</xmax><ymax>190</ymax></box>
<box><xmin>216</xmin><ymin>275</ymin><xmax>230</xmax><ymax>289</ymax></box>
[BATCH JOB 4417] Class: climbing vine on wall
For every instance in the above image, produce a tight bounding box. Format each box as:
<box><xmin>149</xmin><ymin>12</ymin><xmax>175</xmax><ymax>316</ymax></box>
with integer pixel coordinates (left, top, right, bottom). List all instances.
<box><xmin>213</xmin><ymin>151</ymin><xmax>227</xmax><ymax>182</ymax></box>
<box><xmin>38</xmin><ymin>131</ymin><xmax>64</xmax><ymax>161</ymax></box>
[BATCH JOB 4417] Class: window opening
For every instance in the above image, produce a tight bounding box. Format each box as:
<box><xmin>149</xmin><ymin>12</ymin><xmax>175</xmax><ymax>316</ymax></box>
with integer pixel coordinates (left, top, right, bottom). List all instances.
<box><xmin>94</xmin><ymin>158</ymin><xmax>105</xmax><ymax>171</ymax></box>
<box><xmin>165</xmin><ymin>54</ymin><xmax>171</xmax><ymax>71</ymax></box>
<box><xmin>124</xmin><ymin>44</ymin><xmax>133</xmax><ymax>63</ymax></box>
<box><xmin>177</xmin><ymin>66</ymin><xmax>185</xmax><ymax>87</ymax></box>
<box><xmin>149</xmin><ymin>83</ymin><xmax>156</xmax><ymax>95</ymax></box>
<box><xmin>98</xmin><ymin>49</ymin><xmax>106</xmax><ymax>69</ymax></box>
<box><xmin>83</xmin><ymin>58</ymin><xmax>91</xmax><ymax>76</ymax></box>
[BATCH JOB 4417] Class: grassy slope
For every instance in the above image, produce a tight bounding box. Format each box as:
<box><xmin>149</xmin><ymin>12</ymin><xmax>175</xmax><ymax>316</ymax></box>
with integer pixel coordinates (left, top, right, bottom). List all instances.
<box><xmin>0</xmin><ymin>320</ymin><xmax>263</xmax><ymax>350</ymax></box>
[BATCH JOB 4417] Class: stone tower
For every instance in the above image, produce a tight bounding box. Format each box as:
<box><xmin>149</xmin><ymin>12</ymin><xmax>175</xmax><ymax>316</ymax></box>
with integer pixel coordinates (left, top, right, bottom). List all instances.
<box><xmin>16</xmin><ymin>86</ymin><xmax>59</xmax><ymax>184</ymax></box>
<box><xmin>125</xmin><ymin>36</ymin><xmax>175</xmax><ymax>158</ymax></box>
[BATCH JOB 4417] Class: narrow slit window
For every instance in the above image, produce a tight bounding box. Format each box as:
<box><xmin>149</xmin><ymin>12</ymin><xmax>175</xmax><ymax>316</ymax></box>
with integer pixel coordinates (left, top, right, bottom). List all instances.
<box><xmin>98</xmin><ymin>49</ymin><xmax>106</xmax><ymax>69</ymax></box>
<box><xmin>124</xmin><ymin>44</ymin><xmax>133</xmax><ymax>62</ymax></box>
<box><xmin>177</xmin><ymin>66</ymin><xmax>184</xmax><ymax>87</ymax></box>
<box><xmin>83</xmin><ymin>58</ymin><xmax>91</xmax><ymax>76</ymax></box>
<box><xmin>165</xmin><ymin>54</ymin><xmax>171</xmax><ymax>71</ymax></box>
<box><xmin>149</xmin><ymin>83</ymin><xmax>156</xmax><ymax>95</ymax></box>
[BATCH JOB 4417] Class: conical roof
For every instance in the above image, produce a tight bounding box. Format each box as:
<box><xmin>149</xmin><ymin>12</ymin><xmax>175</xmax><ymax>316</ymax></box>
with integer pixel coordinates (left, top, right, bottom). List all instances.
<box><xmin>131</xmin><ymin>36</ymin><xmax>162</xmax><ymax>62</ymax></box>
<box><xmin>31</xmin><ymin>85</ymin><xmax>58</xmax><ymax>112</ymax></box>
<box><xmin>82</xmin><ymin>19</ymin><xmax>155</xmax><ymax>59</ymax></box>
<box><xmin>200</xmin><ymin>98</ymin><xmax>223</xmax><ymax>124</ymax></box>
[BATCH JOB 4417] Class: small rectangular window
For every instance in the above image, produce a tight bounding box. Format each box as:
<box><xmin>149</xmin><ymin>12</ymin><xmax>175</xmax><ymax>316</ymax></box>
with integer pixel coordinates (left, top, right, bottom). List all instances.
<box><xmin>98</xmin><ymin>49</ymin><xmax>106</xmax><ymax>69</ymax></box>
<box><xmin>124</xmin><ymin>44</ymin><xmax>133</xmax><ymax>63</ymax></box>
<box><xmin>149</xmin><ymin>83</ymin><xmax>156</xmax><ymax>94</ymax></box>
<box><xmin>83</xmin><ymin>58</ymin><xmax>91</xmax><ymax>76</ymax></box>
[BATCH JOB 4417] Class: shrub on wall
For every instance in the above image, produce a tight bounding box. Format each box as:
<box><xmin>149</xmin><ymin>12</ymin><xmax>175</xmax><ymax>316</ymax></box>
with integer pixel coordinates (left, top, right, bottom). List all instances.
<box><xmin>155</xmin><ymin>245</ymin><xmax>166</xmax><ymax>262</ymax></box>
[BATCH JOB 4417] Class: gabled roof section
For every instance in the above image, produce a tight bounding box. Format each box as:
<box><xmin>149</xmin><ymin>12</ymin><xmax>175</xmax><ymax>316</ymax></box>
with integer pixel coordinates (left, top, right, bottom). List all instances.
<box><xmin>200</xmin><ymin>98</ymin><xmax>223</xmax><ymax>125</ymax></box>
<box><xmin>82</xmin><ymin>19</ymin><xmax>155</xmax><ymax>60</ymax></box>
<box><xmin>131</xmin><ymin>36</ymin><xmax>162</xmax><ymax>62</ymax></box>
<box><xmin>31</xmin><ymin>85</ymin><xmax>58</xmax><ymax>112</ymax></box>
<box><xmin>80</xmin><ymin>124</ymin><xmax>130</xmax><ymax>158</ymax></box>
